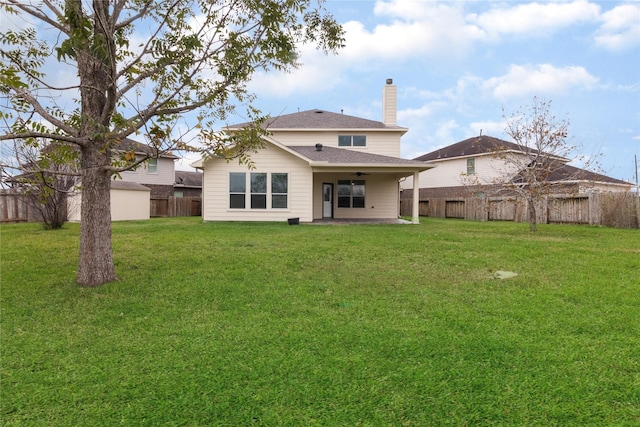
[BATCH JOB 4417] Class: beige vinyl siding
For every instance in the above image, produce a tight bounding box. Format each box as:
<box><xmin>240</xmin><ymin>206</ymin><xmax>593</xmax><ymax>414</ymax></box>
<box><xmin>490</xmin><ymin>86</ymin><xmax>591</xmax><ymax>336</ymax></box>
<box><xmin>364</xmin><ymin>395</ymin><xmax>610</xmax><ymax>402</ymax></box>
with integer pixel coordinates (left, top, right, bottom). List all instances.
<box><xmin>312</xmin><ymin>173</ymin><xmax>399</xmax><ymax>219</ymax></box>
<box><xmin>67</xmin><ymin>193</ymin><xmax>81</xmax><ymax>222</ymax></box>
<box><xmin>67</xmin><ymin>187</ymin><xmax>150</xmax><ymax>222</ymax></box>
<box><xmin>121</xmin><ymin>157</ymin><xmax>175</xmax><ymax>186</ymax></box>
<box><xmin>202</xmin><ymin>143</ymin><xmax>313</xmax><ymax>222</ymax></box>
<box><xmin>111</xmin><ymin>188</ymin><xmax>150</xmax><ymax>220</ymax></box>
<box><xmin>269</xmin><ymin>130</ymin><xmax>402</xmax><ymax>157</ymax></box>
<box><xmin>402</xmin><ymin>155</ymin><xmax>521</xmax><ymax>189</ymax></box>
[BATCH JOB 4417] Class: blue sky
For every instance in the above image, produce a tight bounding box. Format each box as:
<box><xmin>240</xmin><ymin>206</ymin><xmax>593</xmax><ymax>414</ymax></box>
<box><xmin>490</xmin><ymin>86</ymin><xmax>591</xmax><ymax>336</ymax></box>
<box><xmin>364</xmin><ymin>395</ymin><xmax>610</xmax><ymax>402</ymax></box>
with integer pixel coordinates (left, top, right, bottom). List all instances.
<box><xmin>205</xmin><ymin>0</ymin><xmax>639</xmax><ymax>184</ymax></box>
<box><xmin>2</xmin><ymin>1</ymin><xmax>638</xmax><ymax>183</ymax></box>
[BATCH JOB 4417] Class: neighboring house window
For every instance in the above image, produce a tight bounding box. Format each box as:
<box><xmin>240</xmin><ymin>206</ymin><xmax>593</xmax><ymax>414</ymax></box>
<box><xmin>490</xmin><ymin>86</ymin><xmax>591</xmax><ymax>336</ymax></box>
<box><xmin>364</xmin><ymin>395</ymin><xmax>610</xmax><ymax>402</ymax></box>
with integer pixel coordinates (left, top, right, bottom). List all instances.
<box><xmin>251</xmin><ymin>173</ymin><xmax>267</xmax><ymax>209</ymax></box>
<box><xmin>466</xmin><ymin>158</ymin><xmax>476</xmax><ymax>175</ymax></box>
<box><xmin>174</xmin><ymin>191</ymin><xmax>183</xmax><ymax>198</ymax></box>
<box><xmin>271</xmin><ymin>173</ymin><xmax>288</xmax><ymax>209</ymax></box>
<box><xmin>337</xmin><ymin>180</ymin><xmax>365</xmax><ymax>208</ymax></box>
<box><xmin>230</xmin><ymin>172</ymin><xmax>288</xmax><ymax>209</ymax></box>
<box><xmin>148</xmin><ymin>158</ymin><xmax>158</xmax><ymax>174</ymax></box>
<box><xmin>229</xmin><ymin>172</ymin><xmax>246</xmax><ymax>208</ymax></box>
<box><xmin>338</xmin><ymin>135</ymin><xmax>366</xmax><ymax>147</ymax></box>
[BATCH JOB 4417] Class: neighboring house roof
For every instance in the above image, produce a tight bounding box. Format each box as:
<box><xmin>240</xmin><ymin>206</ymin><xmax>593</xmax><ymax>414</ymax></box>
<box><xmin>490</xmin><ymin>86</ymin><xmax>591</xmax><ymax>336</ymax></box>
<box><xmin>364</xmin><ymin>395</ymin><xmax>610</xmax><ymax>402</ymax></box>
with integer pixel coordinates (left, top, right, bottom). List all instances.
<box><xmin>110</xmin><ymin>181</ymin><xmax>150</xmax><ymax>191</ymax></box>
<box><xmin>417</xmin><ymin>134</ymin><xmax>632</xmax><ymax>188</ymax></box>
<box><xmin>174</xmin><ymin>170</ymin><xmax>203</xmax><ymax>188</ymax></box>
<box><xmin>227</xmin><ymin>109</ymin><xmax>407</xmax><ymax>131</ymax></box>
<box><xmin>118</xmin><ymin>138</ymin><xmax>179</xmax><ymax>159</ymax></box>
<box><xmin>414</xmin><ymin>135</ymin><xmax>559</xmax><ymax>162</ymax></box>
<box><xmin>514</xmin><ymin>163</ymin><xmax>632</xmax><ymax>186</ymax></box>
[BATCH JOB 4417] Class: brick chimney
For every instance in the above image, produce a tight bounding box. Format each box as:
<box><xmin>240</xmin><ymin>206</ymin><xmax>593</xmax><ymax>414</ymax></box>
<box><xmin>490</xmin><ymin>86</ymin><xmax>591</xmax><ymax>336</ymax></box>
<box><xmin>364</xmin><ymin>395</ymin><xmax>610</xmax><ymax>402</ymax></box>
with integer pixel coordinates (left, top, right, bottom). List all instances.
<box><xmin>382</xmin><ymin>78</ymin><xmax>397</xmax><ymax>127</ymax></box>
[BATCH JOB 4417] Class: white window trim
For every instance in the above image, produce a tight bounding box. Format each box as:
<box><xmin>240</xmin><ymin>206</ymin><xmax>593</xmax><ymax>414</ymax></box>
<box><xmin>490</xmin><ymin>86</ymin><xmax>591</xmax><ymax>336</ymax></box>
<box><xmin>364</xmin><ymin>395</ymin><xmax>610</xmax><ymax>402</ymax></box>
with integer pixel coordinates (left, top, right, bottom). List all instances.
<box><xmin>228</xmin><ymin>172</ymin><xmax>289</xmax><ymax>211</ymax></box>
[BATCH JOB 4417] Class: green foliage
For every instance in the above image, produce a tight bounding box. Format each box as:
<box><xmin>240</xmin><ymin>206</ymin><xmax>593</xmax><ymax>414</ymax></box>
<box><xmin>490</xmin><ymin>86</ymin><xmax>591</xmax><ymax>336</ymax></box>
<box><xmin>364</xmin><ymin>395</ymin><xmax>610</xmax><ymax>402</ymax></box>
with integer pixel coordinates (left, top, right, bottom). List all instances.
<box><xmin>2</xmin><ymin>218</ymin><xmax>639</xmax><ymax>425</ymax></box>
<box><xmin>1</xmin><ymin>0</ymin><xmax>344</xmax><ymax>285</ymax></box>
<box><xmin>1</xmin><ymin>0</ymin><xmax>345</xmax><ymax>166</ymax></box>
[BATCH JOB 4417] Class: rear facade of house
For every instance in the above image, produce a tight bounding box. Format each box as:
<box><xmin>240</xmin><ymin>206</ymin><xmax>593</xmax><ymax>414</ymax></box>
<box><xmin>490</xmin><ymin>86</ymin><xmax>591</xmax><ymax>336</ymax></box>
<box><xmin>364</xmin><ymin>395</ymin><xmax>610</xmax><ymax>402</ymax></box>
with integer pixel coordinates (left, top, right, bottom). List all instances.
<box><xmin>195</xmin><ymin>80</ymin><xmax>430</xmax><ymax>223</ymax></box>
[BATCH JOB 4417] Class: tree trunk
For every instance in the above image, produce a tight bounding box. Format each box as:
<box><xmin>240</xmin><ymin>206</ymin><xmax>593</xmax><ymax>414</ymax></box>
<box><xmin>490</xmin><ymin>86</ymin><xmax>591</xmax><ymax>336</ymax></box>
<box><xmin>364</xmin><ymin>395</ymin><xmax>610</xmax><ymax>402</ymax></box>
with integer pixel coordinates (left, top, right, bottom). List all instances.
<box><xmin>76</xmin><ymin>145</ymin><xmax>117</xmax><ymax>286</ymax></box>
<box><xmin>71</xmin><ymin>0</ymin><xmax>118</xmax><ymax>286</ymax></box>
<box><xmin>527</xmin><ymin>198</ymin><xmax>538</xmax><ymax>232</ymax></box>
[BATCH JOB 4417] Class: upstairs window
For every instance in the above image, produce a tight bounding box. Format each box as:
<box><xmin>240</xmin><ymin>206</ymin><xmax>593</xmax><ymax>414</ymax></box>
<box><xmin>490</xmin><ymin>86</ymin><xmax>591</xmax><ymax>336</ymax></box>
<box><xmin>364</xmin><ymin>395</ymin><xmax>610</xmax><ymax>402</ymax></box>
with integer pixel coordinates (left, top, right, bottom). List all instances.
<box><xmin>337</xmin><ymin>180</ymin><xmax>365</xmax><ymax>208</ymax></box>
<box><xmin>338</xmin><ymin>135</ymin><xmax>366</xmax><ymax>147</ymax></box>
<box><xmin>466</xmin><ymin>158</ymin><xmax>476</xmax><ymax>175</ymax></box>
<box><xmin>147</xmin><ymin>158</ymin><xmax>158</xmax><ymax>174</ymax></box>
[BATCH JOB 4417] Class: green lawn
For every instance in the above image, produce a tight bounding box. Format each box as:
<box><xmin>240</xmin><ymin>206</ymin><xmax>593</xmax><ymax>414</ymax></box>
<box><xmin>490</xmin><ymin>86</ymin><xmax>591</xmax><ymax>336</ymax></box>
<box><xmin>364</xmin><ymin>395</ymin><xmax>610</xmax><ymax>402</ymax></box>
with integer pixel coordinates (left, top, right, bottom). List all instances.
<box><xmin>1</xmin><ymin>217</ymin><xmax>639</xmax><ymax>426</ymax></box>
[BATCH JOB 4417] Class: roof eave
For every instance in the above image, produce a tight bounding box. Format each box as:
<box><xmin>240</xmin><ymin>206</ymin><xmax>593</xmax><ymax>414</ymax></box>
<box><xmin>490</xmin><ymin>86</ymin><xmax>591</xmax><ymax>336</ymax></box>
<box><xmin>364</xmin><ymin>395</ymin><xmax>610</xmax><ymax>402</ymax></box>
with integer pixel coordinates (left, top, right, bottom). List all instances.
<box><xmin>309</xmin><ymin>162</ymin><xmax>434</xmax><ymax>171</ymax></box>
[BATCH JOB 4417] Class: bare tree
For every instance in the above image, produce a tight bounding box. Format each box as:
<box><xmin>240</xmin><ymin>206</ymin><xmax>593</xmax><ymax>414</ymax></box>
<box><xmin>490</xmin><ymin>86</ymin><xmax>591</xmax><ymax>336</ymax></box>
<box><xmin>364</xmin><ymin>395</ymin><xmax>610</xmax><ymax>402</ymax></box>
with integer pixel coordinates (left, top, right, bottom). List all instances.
<box><xmin>6</xmin><ymin>139</ymin><xmax>78</xmax><ymax>229</ymax></box>
<box><xmin>499</xmin><ymin>97</ymin><xmax>601</xmax><ymax>231</ymax></box>
<box><xmin>460</xmin><ymin>98</ymin><xmax>601</xmax><ymax>231</ymax></box>
<box><xmin>0</xmin><ymin>0</ymin><xmax>344</xmax><ymax>286</ymax></box>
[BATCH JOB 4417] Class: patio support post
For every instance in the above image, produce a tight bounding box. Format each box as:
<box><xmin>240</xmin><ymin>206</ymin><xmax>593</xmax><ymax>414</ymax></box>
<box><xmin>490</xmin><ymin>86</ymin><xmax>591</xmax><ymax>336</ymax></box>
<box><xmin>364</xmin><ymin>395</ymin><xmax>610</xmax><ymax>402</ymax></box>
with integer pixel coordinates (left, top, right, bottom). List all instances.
<box><xmin>412</xmin><ymin>171</ymin><xmax>420</xmax><ymax>224</ymax></box>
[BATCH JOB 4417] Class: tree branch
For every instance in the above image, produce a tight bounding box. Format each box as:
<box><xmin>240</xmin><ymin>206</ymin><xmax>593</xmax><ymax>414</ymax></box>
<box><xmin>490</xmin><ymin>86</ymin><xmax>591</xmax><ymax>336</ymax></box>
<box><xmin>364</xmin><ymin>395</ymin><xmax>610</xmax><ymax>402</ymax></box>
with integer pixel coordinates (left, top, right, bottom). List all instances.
<box><xmin>6</xmin><ymin>0</ymin><xmax>69</xmax><ymax>35</ymax></box>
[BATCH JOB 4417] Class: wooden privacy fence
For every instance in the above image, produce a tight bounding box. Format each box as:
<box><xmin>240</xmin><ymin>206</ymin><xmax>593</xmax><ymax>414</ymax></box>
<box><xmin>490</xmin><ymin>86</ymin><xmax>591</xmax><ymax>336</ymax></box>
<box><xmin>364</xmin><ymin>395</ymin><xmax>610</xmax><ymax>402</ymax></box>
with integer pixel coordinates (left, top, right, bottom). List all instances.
<box><xmin>401</xmin><ymin>192</ymin><xmax>640</xmax><ymax>229</ymax></box>
<box><xmin>0</xmin><ymin>189</ymin><xmax>36</xmax><ymax>223</ymax></box>
<box><xmin>150</xmin><ymin>196</ymin><xmax>201</xmax><ymax>218</ymax></box>
<box><xmin>2</xmin><ymin>191</ymin><xmax>201</xmax><ymax>223</ymax></box>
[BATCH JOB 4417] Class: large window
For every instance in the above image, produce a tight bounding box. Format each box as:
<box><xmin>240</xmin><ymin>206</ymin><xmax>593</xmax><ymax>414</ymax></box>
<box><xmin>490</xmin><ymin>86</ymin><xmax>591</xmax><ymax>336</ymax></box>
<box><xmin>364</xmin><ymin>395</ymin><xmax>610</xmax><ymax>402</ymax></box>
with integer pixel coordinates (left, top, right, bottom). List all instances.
<box><xmin>337</xmin><ymin>180</ymin><xmax>365</xmax><ymax>208</ymax></box>
<box><xmin>229</xmin><ymin>173</ymin><xmax>246</xmax><ymax>208</ymax></box>
<box><xmin>338</xmin><ymin>135</ymin><xmax>366</xmax><ymax>147</ymax></box>
<box><xmin>230</xmin><ymin>172</ymin><xmax>288</xmax><ymax>209</ymax></box>
<box><xmin>271</xmin><ymin>173</ymin><xmax>288</xmax><ymax>209</ymax></box>
<box><xmin>466</xmin><ymin>158</ymin><xmax>476</xmax><ymax>175</ymax></box>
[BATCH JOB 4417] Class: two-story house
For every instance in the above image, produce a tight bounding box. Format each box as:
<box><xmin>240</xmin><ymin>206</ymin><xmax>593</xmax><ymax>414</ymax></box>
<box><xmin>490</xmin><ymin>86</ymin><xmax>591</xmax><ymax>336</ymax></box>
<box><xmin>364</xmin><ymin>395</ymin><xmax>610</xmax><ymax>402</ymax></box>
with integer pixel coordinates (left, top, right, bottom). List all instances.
<box><xmin>192</xmin><ymin>80</ymin><xmax>431</xmax><ymax>223</ymax></box>
<box><xmin>119</xmin><ymin>138</ymin><xmax>178</xmax><ymax>198</ymax></box>
<box><xmin>68</xmin><ymin>139</ymin><xmax>178</xmax><ymax>221</ymax></box>
<box><xmin>401</xmin><ymin>135</ymin><xmax>633</xmax><ymax>197</ymax></box>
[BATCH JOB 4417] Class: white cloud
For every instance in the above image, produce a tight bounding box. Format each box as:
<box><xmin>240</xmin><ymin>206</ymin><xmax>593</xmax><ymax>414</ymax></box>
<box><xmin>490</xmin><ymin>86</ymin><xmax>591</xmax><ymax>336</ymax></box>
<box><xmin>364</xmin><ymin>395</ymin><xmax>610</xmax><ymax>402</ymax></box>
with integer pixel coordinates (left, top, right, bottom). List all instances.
<box><xmin>435</xmin><ymin>119</ymin><xmax>461</xmax><ymax>142</ymax></box>
<box><xmin>246</xmin><ymin>37</ymin><xmax>355</xmax><ymax>101</ymax></box>
<box><xmin>468</xmin><ymin>0</ymin><xmax>600</xmax><ymax>37</ymax></box>
<box><xmin>468</xmin><ymin>121</ymin><xmax>505</xmax><ymax>138</ymax></box>
<box><xmin>175</xmin><ymin>151</ymin><xmax>202</xmax><ymax>171</ymax></box>
<box><xmin>341</xmin><ymin>1</ymin><xmax>485</xmax><ymax>62</ymax></box>
<box><xmin>483</xmin><ymin>64</ymin><xmax>599</xmax><ymax>99</ymax></box>
<box><xmin>595</xmin><ymin>3</ymin><xmax>640</xmax><ymax>51</ymax></box>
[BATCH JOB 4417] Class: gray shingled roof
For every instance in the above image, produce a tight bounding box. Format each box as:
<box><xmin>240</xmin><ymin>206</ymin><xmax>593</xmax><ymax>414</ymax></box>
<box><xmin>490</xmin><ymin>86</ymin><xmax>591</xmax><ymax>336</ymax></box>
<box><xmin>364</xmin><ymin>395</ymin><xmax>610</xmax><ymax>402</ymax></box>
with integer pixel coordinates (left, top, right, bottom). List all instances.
<box><xmin>289</xmin><ymin>145</ymin><xmax>427</xmax><ymax>167</ymax></box>
<box><xmin>228</xmin><ymin>109</ymin><xmax>406</xmax><ymax>130</ymax></box>
<box><xmin>414</xmin><ymin>135</ymin><xmax>525</xmax><ymax>161</ymax></box>
<box><xmin>513</xmin><ymin>163</ymin><xmax>632</xmax><ymax>186</ymax></box>
<box><xmin>174</xmin><ymin>170</ymin><xmax>203</xmax><ymax>187</ymax></box>
<box><xmin>118</xmin><ymin>138</ymin><xmax>179</xmax><ymax>159</ymax></box>
<box><xmin>418</xmin><ymin>135</ymin><xmax>630</xmax><ymax>186</ymax></box>
<box><xmin>110</xmin><ymin>181</ymin><xmax>150</xmax><ymax>191</ymax></box>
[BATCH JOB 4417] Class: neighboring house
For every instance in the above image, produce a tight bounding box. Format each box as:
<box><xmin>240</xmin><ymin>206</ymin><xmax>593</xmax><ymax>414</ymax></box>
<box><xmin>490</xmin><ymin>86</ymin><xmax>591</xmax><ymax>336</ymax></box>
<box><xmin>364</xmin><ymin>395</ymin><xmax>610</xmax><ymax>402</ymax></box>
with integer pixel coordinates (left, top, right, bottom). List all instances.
<box><xmin>192</xmin><ymin>80</ymin><xmax>432</xmax><ymax>223</ymax></box>
<box><xmin>401</xmin><ymin>135</ymin><xmax>633</xmax><ymax>196</ymax></box>
<box><xmin>119</xmin><ymin>139</ymin><xmax>178</xmax><ymax>197</ymax></box>
<box><xmin>69</xmin><ymin>138</ymin><xmax>178</xmax><ymax>221</ymax></box>
<box><xmin>174</xmin><ymin>170</ymin><xmax>203</xmax><ymax>198</ymax></box>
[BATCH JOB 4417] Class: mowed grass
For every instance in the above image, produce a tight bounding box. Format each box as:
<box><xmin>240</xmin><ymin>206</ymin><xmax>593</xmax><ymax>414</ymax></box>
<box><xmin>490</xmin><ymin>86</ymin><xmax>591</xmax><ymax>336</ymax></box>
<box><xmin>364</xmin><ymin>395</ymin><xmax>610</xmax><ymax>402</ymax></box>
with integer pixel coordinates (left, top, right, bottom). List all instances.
<box><xmin>1</xmin><ymin>217</ymin><xmax>639</xmax><ymax>426</ymax></box>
